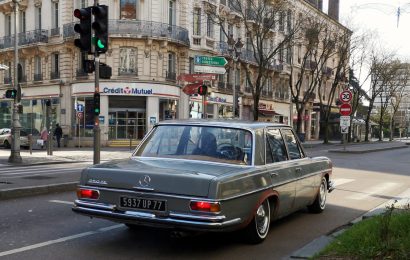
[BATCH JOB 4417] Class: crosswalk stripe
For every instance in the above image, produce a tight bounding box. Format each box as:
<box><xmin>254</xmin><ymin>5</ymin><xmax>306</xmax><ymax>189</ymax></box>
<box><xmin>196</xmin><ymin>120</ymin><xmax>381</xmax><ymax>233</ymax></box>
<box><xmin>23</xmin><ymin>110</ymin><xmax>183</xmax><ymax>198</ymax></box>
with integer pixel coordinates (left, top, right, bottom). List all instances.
<box><xmin>347</xmin><ymin>182</ymin><xmax>400</xmax><ymax>200</ymax></box>
<box><xmin>333</xmin><ymin>178</ymin><xmax>355</xmax><ymax>187</ymax></box>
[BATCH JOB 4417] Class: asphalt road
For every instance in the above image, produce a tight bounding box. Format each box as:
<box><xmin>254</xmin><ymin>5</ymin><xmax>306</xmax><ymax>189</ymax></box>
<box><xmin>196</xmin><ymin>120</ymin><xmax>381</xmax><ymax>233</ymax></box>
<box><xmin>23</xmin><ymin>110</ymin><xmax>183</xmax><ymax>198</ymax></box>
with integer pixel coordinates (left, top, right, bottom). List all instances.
<box><xmin>0</xmin><ymin>148</ymin><xmax>409</xmax><ymax>259</ymax></box>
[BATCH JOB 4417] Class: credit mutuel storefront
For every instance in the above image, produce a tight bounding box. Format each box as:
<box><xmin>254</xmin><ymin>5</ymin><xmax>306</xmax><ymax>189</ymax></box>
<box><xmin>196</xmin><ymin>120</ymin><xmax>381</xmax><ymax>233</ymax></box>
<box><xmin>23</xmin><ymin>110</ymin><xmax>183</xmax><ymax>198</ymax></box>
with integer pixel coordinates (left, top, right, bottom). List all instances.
<box><xmin>71</xmin><ymin>82</ymin><xmax>180</xmax><ymax>146</ymax></box>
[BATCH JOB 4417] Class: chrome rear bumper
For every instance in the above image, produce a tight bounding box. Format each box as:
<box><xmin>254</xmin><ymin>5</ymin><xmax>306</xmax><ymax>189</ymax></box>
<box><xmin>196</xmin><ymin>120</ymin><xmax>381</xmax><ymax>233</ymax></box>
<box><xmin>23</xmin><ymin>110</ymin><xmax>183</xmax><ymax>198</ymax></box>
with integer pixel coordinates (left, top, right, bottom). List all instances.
<box><xmin>72</xmin><ymin>200</ymin><xmax>242</xmax><ymax>232</ymax></box>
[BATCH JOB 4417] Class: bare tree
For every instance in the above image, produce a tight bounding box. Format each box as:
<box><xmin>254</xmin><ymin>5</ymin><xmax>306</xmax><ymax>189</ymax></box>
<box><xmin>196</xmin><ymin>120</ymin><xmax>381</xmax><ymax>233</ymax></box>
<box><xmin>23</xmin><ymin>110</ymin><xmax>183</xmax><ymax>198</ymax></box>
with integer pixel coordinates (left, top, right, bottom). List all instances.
<box><xmin>207</xmin><ymin>0</ymin><xmax>301</xmax><ymax>121</ymax></box>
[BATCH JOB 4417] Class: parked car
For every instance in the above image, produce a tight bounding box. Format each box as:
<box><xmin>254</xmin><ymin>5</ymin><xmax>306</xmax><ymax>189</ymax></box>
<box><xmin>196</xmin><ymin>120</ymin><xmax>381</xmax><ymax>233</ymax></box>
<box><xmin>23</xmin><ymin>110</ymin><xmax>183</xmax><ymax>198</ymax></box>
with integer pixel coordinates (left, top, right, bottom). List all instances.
<box><xmin>73</xmin><ymin>120</ymin><xmax>334</xmax><ymax>243</ymax></box>
<box><xmin>0</xmin><ymin>128</ymin><xmax>31</xmax><ymax>149</ymax></box>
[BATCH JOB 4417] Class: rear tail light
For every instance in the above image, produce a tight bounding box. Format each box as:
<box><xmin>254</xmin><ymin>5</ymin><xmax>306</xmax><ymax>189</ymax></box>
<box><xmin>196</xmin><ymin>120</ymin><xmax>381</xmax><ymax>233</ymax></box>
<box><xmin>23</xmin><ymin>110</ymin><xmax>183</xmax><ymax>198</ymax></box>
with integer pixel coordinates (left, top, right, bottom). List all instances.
<box><xmin>190</xmin><ymin>201</ymin><xmax>220</xmax><ymax>213</ymax></box>
<box><xmin>77</xmin><ymin>188</ymin><xmax>100</xmax><ymax>200</ymax></box>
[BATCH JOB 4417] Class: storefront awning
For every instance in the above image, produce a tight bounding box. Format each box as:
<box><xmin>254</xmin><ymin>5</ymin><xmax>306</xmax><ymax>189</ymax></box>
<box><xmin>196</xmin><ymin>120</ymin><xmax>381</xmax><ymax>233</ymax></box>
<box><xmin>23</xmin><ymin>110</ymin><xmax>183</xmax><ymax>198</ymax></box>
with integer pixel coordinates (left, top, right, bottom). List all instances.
<box><xmin>259</xmin><ymin>110</ymin><xmax>282</xmax><ymax>117</ymax></box>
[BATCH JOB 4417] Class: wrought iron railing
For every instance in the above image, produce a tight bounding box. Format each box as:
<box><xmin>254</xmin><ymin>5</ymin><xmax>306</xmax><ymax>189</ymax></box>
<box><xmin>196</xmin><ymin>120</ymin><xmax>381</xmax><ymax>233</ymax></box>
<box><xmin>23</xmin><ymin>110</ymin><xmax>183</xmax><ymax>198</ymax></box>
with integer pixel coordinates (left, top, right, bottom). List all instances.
<box><xmin>33</xmin><ymin>74</ymin><xmax>43</xmax><ymax>81</ymax></box>
<box><xmin>50</xmin><ymin>71</ymin><xmax>60</xmax><ymax>80</ymax></box>
<box><xmin>166</xmin><ymin>71</ymin><xmax>177</xmax><ymax>81</ymax></box>
<box><xmin>0</xmin><ymin>29</ymin><xmax>48</xmax><ymax>49</ymax></box>
<box><xmin>50</xmin><ymin>27</ymin><xmax>60</xmax><ymax>37</ymax></box>
<box><xmin>118</xmin><ymin>68</ymin><xmax>138</xmax><ymax>76</ymax></box>
<box><xmin>64</xmin><ymin>20</ymin><xmax>190</xmax><ymax>46</ymax></box>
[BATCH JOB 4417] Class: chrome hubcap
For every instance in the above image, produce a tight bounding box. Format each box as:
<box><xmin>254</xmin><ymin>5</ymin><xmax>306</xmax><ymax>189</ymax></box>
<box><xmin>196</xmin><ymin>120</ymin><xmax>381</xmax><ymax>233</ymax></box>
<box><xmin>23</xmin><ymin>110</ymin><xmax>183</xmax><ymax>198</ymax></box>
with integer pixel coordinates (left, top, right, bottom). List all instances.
<box><xmin>255</xmin><ymin>201</ymin><xmax>269</xmax><ymax>236</ymax></box>
<box><xmin>319</xmin><ymin>179</ymin><xmax>327</xmax><ymax>209</ymax></box>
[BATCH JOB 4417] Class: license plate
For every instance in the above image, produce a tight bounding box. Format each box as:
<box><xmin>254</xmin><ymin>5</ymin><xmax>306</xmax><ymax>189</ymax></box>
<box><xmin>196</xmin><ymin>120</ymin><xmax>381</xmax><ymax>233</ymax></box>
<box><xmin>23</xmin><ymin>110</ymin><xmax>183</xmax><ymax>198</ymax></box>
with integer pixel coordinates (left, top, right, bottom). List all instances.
<box><xmin>120</xmin><ymin>196</ymin><xmax>166</xmax><ymax>212</ymax></box>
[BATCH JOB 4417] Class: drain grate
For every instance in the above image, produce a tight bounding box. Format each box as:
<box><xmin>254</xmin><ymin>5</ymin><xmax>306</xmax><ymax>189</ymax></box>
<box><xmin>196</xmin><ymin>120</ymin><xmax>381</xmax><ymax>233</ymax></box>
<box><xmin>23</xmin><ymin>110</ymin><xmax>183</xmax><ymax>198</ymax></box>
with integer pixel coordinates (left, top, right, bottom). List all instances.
<box><xmin>22</xmin><ymin>176</ymin><xmax>55</xmax><ymax>180</ymax></box>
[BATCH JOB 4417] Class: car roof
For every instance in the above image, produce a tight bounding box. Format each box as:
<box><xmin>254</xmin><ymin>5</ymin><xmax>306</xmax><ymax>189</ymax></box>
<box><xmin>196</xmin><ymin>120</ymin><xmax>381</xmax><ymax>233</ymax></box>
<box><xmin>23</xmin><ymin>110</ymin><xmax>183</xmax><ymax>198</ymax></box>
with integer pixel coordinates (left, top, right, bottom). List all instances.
<box><xmin>156</xmin><ymin>119</ymin><xmax>290</xmax><ymax>131</ymax></box>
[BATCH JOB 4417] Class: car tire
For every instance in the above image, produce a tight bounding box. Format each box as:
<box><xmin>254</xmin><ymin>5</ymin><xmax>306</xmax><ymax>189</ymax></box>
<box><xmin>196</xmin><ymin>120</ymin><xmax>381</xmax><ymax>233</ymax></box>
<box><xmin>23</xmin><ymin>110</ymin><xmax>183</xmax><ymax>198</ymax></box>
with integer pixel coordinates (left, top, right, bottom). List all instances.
<box><xmin>3</xmin><ymin>140</ymin><xmax>10</xmax><ymax>149</ymax></box>
<box><xmin>307</xmin><ymin>177</ymin><xmax>327</xmax><ymax>214</ymax></box>
<box><xmin>243</xmin><ymin>199</ymin><xmax>270</xmax><ymax>244</ymax></box>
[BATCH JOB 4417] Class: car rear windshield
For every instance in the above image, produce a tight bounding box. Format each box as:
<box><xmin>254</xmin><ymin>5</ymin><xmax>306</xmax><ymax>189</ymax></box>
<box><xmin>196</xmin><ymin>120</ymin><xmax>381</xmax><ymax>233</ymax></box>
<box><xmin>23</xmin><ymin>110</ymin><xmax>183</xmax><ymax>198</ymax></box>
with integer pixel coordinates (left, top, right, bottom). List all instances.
<box><xmin>134</xmin><ymin>125</ymin><xmax>253</xmax><ymax>165</ymax></box>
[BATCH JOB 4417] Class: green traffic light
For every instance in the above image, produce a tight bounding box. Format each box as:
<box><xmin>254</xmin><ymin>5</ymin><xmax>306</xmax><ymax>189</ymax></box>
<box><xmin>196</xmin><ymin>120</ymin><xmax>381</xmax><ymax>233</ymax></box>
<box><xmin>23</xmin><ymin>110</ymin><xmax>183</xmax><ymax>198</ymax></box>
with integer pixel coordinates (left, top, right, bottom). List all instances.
<box><xmin>97</xmin><ymin>39</ymin><xmax>105</xmax><ymax>49</ymax></box>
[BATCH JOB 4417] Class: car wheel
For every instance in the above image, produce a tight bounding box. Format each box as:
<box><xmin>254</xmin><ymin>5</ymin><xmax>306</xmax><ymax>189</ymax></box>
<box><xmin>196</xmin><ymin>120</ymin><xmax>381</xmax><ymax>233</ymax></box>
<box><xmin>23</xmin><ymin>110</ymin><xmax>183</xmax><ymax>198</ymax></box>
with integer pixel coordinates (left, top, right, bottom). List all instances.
<box><xmin>243</xmin><ymin>199</ymin><xmax>270</xmax><ymax>244</ymax></box>
<box><xmin>3</xmin><ymin>140</ymin><xmax>10</xmax><ymax>149</ymax></box>
<box><xmin>307</xmin><ymin>177</ymin><xmax>327</xmax><ymax>213</ymax></box>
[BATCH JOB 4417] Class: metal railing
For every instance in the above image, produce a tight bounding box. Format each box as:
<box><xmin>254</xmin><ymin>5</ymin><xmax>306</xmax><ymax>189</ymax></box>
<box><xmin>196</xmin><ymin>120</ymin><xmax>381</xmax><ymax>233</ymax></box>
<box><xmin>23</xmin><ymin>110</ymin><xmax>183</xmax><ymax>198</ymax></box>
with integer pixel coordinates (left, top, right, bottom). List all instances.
<box><xmin>0</xmin><ymin>29</ymin><xmax>48</xmax><ymax>49</ymax></box>
<box><xmin>118</xmin><ymin>68</ymin><xmax>138</xmax><ymax>76</ymax></box>
<box><xmin>50</xmin><ymin>71</ymin><xmax>60</xmax><ymax>80</ymax></box>
<box><xmin>166</xmin><ymin>71</ymin><xmax>177</xmax><ymax>81</ymax></box>
<box><xmin>64</xmin><ymin>20</ymin><xmax>190</xmax><ymax>46</ymax></box>
<box><xmin>3</xmin><ymin>77</ymin><xmax>12</xmax><ymax>84</ymax></box>
<box><xmin>76</xmin><ymin>69</ymin><xmax>88</xmax><ymax>78</ymax></box>
<box><xmin>33</xmin><ymin>74</ymin><xmax>43</xmax><ymax>81</ymax></box>
<box><xmin>50</xmin><ymin>27</ymin><xmax>60</xmax><ymax>37</ymax></box>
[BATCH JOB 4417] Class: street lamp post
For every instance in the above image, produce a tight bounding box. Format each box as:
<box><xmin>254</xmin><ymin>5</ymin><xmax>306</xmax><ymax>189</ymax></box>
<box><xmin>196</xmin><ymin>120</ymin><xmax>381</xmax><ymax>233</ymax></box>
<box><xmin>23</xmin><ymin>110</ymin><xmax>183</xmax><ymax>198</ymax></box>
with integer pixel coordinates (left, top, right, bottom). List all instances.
<box><xmin>9</xmin><ymin>0</ymin><xmax>22</xmax><ymax>163</ymax></box>
<box><xmin>227</xmin><ymin>34</ymin><xmax>243</xmax><ymax>119</ymax></box>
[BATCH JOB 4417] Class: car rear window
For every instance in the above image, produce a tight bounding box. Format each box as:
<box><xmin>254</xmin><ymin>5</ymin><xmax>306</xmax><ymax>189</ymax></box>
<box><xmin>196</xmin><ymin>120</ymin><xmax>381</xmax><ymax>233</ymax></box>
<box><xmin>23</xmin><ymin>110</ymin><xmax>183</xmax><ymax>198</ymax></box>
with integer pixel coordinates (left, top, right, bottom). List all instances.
<box><xmin>135</xmin><ymin>125</ymin><xmax>253</xmax><ymax>165</ymax></box>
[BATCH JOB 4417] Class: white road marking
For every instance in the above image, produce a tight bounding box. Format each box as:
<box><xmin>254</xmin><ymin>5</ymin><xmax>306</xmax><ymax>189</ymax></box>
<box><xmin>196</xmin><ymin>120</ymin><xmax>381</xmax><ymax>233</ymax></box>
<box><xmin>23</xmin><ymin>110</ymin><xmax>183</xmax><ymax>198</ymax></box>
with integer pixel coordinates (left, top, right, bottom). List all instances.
<box><xmin>347</xmin><ymin>182</ymin><xmax>400</xmax><ymax>200</ymax></box>
<box><xmin>49</xmin><ymin>200</ymin><xmax>74</xmax><ymax>205</ymax></box>
<box><xmin>333</xmin><ymin>178</ymin><xmax>355</xmax><ymax>187</ymax></box>
<box><xmin>0</xmin><ymin>224</ymin><xmax>124</xmax><ymax>257</ymax></box>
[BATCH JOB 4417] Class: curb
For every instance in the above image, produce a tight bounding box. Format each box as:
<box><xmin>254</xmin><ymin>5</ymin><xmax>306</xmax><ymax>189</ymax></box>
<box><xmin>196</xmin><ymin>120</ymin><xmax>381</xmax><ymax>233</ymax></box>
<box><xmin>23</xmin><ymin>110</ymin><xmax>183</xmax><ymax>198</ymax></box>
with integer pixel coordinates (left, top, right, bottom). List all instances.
<box><xmin>1</xmin><ymin>160</ymin><xmax>86</xmax><ymax>167</ymax></box>
<box><xmin>328</xmin><ymin>145</ymin><xmax>408</xmax><ymax>154</ymax></box>
<box><xmin>288</xmin><ymin>190</ymin><xmax>410</xmax><ymax>259</ymax></box>
<box><xmin>0</xmin><ymin>182</ymin><xmax>78</xmax><ymax>201</ymax></box>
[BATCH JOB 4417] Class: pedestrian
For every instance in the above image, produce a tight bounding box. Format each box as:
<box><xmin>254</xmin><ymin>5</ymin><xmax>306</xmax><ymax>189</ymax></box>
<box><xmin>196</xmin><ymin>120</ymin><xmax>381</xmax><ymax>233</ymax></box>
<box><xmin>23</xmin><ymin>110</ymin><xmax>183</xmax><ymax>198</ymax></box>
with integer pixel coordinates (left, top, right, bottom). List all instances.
<box><xmin>40</xmin><ymin>127</ymin><xmax>48</xmax><ymax>149</ymax></box>
<box><xmin>54</xmin><ymin>123</ymin><xmax>63</xmax><ymax>148</ymax></box>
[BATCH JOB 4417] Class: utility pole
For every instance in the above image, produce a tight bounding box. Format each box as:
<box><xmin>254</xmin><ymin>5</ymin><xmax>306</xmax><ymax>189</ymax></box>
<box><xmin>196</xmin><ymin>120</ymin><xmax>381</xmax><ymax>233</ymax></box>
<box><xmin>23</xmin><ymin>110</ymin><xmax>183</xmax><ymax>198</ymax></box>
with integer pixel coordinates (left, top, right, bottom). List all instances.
<box><xmin>9</xmin><ymin>0</ymin><xmax>22</xmax><ymax>163</ymax></box>
<box><xmin>93</xmin><ymin>0</ymin><xmax>101</xmax><ymax>164</ymax></box>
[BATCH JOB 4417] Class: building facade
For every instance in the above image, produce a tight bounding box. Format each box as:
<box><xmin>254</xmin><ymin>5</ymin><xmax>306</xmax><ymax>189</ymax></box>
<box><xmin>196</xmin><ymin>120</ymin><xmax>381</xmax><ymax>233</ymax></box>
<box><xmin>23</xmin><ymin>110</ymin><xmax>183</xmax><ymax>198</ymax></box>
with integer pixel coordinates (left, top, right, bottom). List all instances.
<box><xmin>0</xmin><ymin>0</ymin><xmax>347</xmax><ymax>146</ymax></box>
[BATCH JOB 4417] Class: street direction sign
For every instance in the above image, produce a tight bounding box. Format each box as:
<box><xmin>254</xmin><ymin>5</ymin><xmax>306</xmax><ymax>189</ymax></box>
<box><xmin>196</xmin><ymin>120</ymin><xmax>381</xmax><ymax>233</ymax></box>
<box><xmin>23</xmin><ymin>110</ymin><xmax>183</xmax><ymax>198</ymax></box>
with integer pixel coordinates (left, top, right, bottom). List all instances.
<box><xmin>340</xmin><ymin>126</ymin><xmax>349</xmax><ymax>134</ymax></box>
<box><xmin>194</xmin><ymin>65</ymin><xmax>226</xmax><ymax>74</ymax></box>
<box><xmin>194</xmin><ymin>56</ymin><xmax>228</xmax><ymax>67</ymax></box>
<box><xmin>339</xmin><ymin>103</ymin><xmax>352</xmax><ymax>116</ymax></box>
<box><xmin>340</xmin><ymin>116</ymin><xmax>351</xmax><ymax>127</ymax></box>
<box><xmin>177</xmin><ymin>73</ymin><xmax>217</xmax><ymax>82</ymax></box>
<box><xmin>339</xmin><ymin>90</ymin><xmax>353</xmax><ymax>103</ymax></box>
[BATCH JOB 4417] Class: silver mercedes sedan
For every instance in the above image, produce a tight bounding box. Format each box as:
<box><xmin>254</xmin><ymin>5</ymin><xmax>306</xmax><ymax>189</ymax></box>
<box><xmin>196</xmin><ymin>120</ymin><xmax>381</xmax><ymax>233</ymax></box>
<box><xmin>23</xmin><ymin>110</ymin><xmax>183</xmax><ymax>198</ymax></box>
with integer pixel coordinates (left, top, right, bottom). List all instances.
<box><xmin>73</xmin><ymin>120</ymin><xmax>333</xmax><ymax>243</ymax></box>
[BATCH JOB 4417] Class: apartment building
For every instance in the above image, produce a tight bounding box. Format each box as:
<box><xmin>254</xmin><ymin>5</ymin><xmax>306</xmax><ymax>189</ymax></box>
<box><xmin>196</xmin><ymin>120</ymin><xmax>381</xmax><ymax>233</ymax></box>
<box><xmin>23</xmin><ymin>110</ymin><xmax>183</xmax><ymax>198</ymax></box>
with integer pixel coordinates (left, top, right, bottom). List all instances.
<box><xmin>0</xmin><ymin>0</ymin><xmax>347</xmax><ymax>146</ymax></box>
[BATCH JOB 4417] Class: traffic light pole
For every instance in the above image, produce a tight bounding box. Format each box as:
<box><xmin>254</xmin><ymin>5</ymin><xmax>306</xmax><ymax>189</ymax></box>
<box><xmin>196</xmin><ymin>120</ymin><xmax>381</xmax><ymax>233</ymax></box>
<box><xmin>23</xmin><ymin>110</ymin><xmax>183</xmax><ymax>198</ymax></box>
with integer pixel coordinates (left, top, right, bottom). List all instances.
<box><xmin>9</xmin><ymin>0</ymin><xmax>22</xmax><ymax>164</ymax></box>
<box><xmin>93</xmin><ymin>0</ymin><xmax>101</xmax><ymax>165</ymax></box>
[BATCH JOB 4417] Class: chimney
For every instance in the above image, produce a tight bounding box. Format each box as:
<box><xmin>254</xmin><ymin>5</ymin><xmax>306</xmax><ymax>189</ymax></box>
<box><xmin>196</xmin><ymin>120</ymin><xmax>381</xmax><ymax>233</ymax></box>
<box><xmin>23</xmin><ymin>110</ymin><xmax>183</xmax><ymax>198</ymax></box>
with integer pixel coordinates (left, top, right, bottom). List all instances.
<box><xmin>328</xmin><ymin>0</ymin><xmax>340</xmax><ymax>21</ymax></box>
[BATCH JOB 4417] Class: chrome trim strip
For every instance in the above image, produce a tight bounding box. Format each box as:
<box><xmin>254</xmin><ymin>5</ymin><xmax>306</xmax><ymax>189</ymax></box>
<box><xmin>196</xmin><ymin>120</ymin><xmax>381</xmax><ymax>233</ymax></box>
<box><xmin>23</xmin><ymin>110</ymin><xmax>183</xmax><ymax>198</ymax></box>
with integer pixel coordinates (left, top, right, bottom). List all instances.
<box><xmin>132</xmin><ymin>186</ymin><xmax>155</xmax><ymax>191</ymax></box>
<box><xmin>169</xmin><ymin>212</ymin><xmax>226</xmax><ymax>221</ymax></box>
<box><xmin>73</xmin><ymin>206</ymin><xmax>241</xmax><ymax>228</ymax></box>
<box><xmin>75</xmin><ymin>200</ymin><xmax>116</xmax><ymax>211</ymax></box>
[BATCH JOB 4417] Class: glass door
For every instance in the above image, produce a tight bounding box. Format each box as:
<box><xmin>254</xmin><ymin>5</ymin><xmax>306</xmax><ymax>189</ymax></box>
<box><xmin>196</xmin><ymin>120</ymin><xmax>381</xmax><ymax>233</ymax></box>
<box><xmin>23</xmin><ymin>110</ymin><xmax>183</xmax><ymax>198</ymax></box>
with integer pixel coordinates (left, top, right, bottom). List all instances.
<box><xmin>108</xmin><ymin>110</ymin><xmax>146</xmax><ymax>140</ymax></box>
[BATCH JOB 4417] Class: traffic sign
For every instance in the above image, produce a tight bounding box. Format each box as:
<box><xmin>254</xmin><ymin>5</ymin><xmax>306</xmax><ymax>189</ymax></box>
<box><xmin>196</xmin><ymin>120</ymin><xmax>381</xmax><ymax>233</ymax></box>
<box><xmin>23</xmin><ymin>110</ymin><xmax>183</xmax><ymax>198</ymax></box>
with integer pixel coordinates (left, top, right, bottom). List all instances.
<box><xmin>194</xmin><ymin>56</ymin><xmax>228</xmax><ymax>67</ymax></box>
<box><xmin>76</xmin><ymin>104</ymin><xmax>84</xmax><ymax>112</ymax></box>
<box><xmin>339</xmin><ymin>90</ymin><xmax>353</xmax><ymax>103</ymax></box>
<box><xmin>77</xmin><ymin>112</ymin><xmax>84</xmax><ymax>119</ymax></box>
<box><xmin>340</xmin><ymin>126</ymin><xmax>349</xmax><ymax>134</ymax></box>
<box><xmin>182</xmin><ymin>82</ymin><xmax>203</xmax><ymax>95</ymax></box>
<box><xmin>339</xmin><ymin>103</ymin><xmax>352</xmax><ymax>116</ymax></box>
<box><xmin>177</xmin><ymin>73</ymin><xmax>217</xmax><ymax>82</ymax></box>
<box><xmin>340</xmin><ymin>116</ymin><xmax>351</xmax><ymax>127</ymax></box>
<box><xmin>194</xmin><ymin>65</ymin><xmax>226</xmax><ymax>74</ymax></box>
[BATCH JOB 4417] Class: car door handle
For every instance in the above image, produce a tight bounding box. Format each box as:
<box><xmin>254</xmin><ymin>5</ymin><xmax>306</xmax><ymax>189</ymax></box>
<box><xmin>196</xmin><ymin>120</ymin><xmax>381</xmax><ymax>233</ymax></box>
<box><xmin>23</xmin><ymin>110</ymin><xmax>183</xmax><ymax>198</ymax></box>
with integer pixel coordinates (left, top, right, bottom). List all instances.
<box><xmin>270</xmin><ymin>172</ymin><xmax>278</xmax><ymax>177</ymax></box>
<box><xmin>295</xmin><ymin>168</ymin><xmax>302</xmax><ymax>172</ymax></box>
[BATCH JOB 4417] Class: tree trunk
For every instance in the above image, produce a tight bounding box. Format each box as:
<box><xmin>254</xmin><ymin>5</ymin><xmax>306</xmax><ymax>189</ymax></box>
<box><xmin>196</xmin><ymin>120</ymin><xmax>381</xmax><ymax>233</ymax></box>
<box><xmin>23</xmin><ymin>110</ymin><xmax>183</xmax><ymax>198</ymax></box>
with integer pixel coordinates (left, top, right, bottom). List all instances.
<box><xmin>253</xmin><ymin>94</ymin><xmax>260</xmax><ymax>121</ymax></box>
<box><xmin>390</xmin><ymin>118</ymin><xmax>394</xmax><ymax>141</ymax></box>
<box><xmin>378</xmin><ymin>112</ymin><xmax>383</xmax><ymax>141</ymax></box>
<box><xmin>365</xmin><ymin>105</ymin><xmax>372</xmax><ymax>142</ymax></box>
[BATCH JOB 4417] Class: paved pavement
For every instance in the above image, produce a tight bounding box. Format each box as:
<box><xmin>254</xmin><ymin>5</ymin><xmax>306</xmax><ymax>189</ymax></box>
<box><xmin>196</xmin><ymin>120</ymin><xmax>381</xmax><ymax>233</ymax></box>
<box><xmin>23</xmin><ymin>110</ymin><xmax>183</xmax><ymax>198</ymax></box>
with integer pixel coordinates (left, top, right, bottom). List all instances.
<box><xmin>0</xmin><ymin>141</ymin><xmax>409</xmax><ymax>258</ymax></box>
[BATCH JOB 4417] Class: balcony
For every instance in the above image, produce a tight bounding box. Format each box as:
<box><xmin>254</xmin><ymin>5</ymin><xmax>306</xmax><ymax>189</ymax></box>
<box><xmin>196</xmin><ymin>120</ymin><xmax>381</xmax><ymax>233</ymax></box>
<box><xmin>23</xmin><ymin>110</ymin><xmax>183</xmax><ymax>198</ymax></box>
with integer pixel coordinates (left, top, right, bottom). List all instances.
<box><xmin>0</xmin><ymin>29</ymin><xmax>48</xmax><ymax>50</ymax></box>
<box><xmin>50</xmin><ymin>27</ymin><xmax>60</xmax><ymax>37</ymax></box>
<box><xmin>118</xmin><ymin>68</ymin><xmax>138</xmax><ymax>77</ymax></box>
<box><xmin>33</xmin><ymin>73</ymin><xmax>43</xmax><ymax>81</ymax></box>
<box><xmin>50</xmin><ymin>71</ymin><xmax>60</xmax><ymax>80</ymax></box>
<box><xmin>76</xmin><ymin>69</ymin><xmax>88</xmax><ymax>78</ymax></box>
<box><xmin>63</xmin><ymin>20</ymin><xmax>190</xmax><ymax>46</ymax></box>
<box><xmin>166</xmin><ymin>71</ymin><xmax>177</xmax><ymax>81</ymax></box>
<box><xmin>3</xmin><ymin>76</ymin><xmax>12</xmax><ymax>84</ymax></box>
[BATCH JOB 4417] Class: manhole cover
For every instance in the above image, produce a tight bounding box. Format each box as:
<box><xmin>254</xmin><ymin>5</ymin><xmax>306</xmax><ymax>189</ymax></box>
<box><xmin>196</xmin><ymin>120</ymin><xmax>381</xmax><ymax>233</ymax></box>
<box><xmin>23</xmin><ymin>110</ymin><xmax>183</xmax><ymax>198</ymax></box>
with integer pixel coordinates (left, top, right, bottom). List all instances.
<box><xmin>23</xmin><ymin>176</ymin><xmax>55</xmax><ymax>180</ymax></box>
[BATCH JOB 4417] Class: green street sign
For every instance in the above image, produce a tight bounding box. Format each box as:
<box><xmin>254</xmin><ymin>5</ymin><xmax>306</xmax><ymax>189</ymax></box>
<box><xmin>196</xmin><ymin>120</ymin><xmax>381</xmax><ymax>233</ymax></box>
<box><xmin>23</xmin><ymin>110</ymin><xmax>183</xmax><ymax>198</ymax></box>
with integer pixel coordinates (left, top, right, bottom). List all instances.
<box><xmin>194</xmin><ymin>55</ymin><xmax>228</xmax><ymax>67</ymax></box>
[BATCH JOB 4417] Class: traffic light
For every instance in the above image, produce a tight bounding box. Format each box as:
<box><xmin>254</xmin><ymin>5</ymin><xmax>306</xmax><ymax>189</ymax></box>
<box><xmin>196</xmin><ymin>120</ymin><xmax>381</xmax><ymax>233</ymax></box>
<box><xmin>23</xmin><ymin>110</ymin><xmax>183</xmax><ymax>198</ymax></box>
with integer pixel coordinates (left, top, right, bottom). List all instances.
<box><xmin>74</xmin><ymin>7</ymin><xmax>92</xmax><ymax>52</ymax></box>
<box><xmin>92</xmin><ymin>5</ymin><xmax>108</xmax><ymax>53</ymax></box>
<box><xmin>5</xmin><ymin>89</ymin><xmax>17</xmax><ymax>99</ymax></box>
<box><xmin>198</xmin><ymin>84</ymin><xmax>208</xmax><ymax>96</ymax></box>
<box><xmin>93</xmin><ymin>92</ymin><xmax>100</xmax><ymax>115</ymax></box>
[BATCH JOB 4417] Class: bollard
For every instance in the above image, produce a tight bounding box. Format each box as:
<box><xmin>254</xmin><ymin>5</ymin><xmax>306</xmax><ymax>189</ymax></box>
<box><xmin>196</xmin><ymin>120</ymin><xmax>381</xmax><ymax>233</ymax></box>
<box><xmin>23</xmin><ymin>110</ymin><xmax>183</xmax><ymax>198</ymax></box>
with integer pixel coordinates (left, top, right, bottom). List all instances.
<box><xmin>129</xmin><ymin>134</ymin><xmax>132</xmax><ymax>151</ymax></box>
<box><xmin>28</xmin><ymin>134</ymin><xmax>32</xmax><ymax>155</ymax></box>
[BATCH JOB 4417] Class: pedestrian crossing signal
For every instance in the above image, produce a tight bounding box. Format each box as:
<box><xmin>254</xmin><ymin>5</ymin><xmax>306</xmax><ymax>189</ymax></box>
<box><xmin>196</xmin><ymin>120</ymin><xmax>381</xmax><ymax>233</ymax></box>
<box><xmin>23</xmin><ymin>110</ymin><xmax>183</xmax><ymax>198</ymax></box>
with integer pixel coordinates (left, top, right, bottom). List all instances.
<box><xmin>198</xmin><ymin>85</ymin><xmax>208</xmax><ymax>96</ymax></box>
<box><xmin>5</xmin><ymin>89</ymin><xmax>17</xmax><ymax>99</ymax></box>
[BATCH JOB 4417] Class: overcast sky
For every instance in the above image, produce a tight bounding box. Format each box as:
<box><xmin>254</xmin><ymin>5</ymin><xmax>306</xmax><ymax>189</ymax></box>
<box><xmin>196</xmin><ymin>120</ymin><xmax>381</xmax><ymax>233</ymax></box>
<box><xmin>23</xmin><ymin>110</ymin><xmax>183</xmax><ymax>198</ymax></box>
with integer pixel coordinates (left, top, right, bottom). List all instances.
<box><xmin>339</xmin><ymin>0</ymin><xmax>410</xmax><ymax>60</ymax></box>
